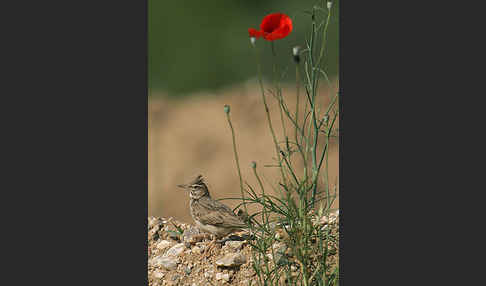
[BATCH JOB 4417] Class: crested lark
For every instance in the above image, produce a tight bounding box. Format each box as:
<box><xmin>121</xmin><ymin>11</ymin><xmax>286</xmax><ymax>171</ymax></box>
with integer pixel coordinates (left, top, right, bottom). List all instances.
<box><xmin>177</xmin><ymin>175</ymin><xmax>248</xmax><ymax>238</ymax></box>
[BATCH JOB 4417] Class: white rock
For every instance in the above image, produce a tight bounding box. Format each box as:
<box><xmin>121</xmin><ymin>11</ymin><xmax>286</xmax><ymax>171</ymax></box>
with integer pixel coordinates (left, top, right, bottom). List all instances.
<box><xmin>215</xmin><ymin>253</ymin><xmax>247</xmax><ymax>267</ymax></box>
<box><xmin>223</xmin><ymin>274</ymin><xmax>231</xmax><ymax>282</ymax></box>
<box><xmin>156</xmin><ymin>240</ymin><xmax>172</xmax><ymax>250</ymax></box>
<box><xmin>191</xmin><ymin>246</ymin><xmax>202</xmax><ymax>254</ymax></box>
<box><xmin>165</xmin><ymin>243</ymin><xmax>185</xmax><ymax>257</ymax></box>
<box><xmin>150</xmin><ymin>255</ymin><xmax>179</xmax><ymax>270</ymax></box>
<box><xmin>215</xmin><ymin>272</ymin><xmax>230</xmax><ymax>282</ymax></box>
<box><xmin>225</xmin><ymin>240</ymin><xmax>245</xmax><ymax>250</ymax></box>
<box><xmin>153</xmin><ymin>271</ymin><xmax>165</xmax><ymax>279</ymax></box>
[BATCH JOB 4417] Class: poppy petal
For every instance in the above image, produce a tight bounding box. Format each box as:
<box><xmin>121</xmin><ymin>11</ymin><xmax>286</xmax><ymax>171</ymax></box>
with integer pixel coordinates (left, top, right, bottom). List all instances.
<box><xmin>264</xmin><ymin>24</ymin><xmax>292</xmax><ymax>41</ymax></box>
<box><xmin>259</xmin><ymin>13</ymin><xmax>292</xmax><ymax>41</ymax></box>
<box><xmin>260</xmin><ymin>13</ymin><xmax>284</xmax><ymax>33</ymax></box>
<box><xmin>249</xmin><ymin>13</ymin><xmax>292</xmax><ymax>41</ymax></box>
<box><xmin>248</xmin><ymin>28</ymin><xmax>263</xmax><ymax>38</ymax></box>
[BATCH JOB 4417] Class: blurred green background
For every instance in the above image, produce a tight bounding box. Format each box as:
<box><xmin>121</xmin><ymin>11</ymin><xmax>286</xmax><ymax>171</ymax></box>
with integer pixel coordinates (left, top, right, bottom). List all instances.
<box><xmin>149</xmin><ymin>0</ymin><xmax>339</xmax><ymax>96</ymax></box>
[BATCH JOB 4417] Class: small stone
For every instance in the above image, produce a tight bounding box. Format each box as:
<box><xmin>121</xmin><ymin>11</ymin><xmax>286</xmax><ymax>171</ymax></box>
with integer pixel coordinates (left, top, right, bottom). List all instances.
<box><xmin>183</xmin><ymin>226</ymin><xmax>203</xmax><ymax>244</ymax></box>
<box><xmin>268</xmin><ymin>221</ymin><xmax>279</xmax><ymax>230</ymax></box>
<box><xmin>319</xmin><ymin>210</ymin><xmax>339</xmax><ymax>225</ymax></box>
<box><xmin>148</xmin><ymin>228</ymin><xmax>160</xmax><ymax>241</ymax></box>
<box><xmin>244</xmin><ymin>268</ymin><xmax>256</xmax><ymax>278</ymax></box>
<box><xmin>328</xmin><ymin>247</ymin><xmax>337</xmax><ymax>255</ymax></box>
<box><xmin>150</xmin><ymin>255</ymin><xmax>179</xmax><ymax>270</ymax></box>
<box><xmin>273</xmin><ymin>242</ymin><xmax>287</xmax><ymax>252</ymax></box>
<box><xmin>215</xmin><ymin>253</ymin><xmax>247</xmax><ymax>267</ymax></box>
<box><xmin>180</xmin><ymin>223</ymin><xmax>189</xmax><ymax>230</ymax></box>
<box><xmin>195</xmin><ymin>243</ymin><xmax>206</xmax><ymax>252</ymax></box>
<box><xmin>152</xmin><ymin>223</ymin><xmax>161</xmax><ymax>233</ymax></box>
<box><xmin>167</xmin><ymin>231</ymin><xmax>180</xmax><ymax>240</ymax></box>
<box><xmin>330</xmin><ymin>210</ymin><xmax>339</xmax><ymax>223</ymax></box>
<box><xmin>156</xmin><ymin>240</ymin><xmax>172</xmax><ymax>250</ymax></box>
<box><xmin>172</xmin><ymin>274</ymin><xmax>180</xmax><ymax>281</ymax></box>
<box><xmin>153</xmin><ymin>271</ymin><xmax>165</xmax><ymax>279</ymax></box>
<box><xmin>204</xmin><ymin>271</ymin><xmax>212</xmax><ymax>279</ymax></box>
<box><xmin>270</xmin><ymin>242</ymin><xmax>288</xmax><ymax>265</ymax></box>
<box><xmin>191</xmin><ymin>246</ymin><xmax>202</xmax><ymax>255</ymax></box>
<box><xmin>149</xmin><ymin>217</ymin><xmax>163</xmax><ymax>229</ymax></box>
<box><xmin>215</xmin><ymin>272</ymin><xmax>230</xmax><ymax>282</ymax></box>
<box><xmin>225</xmin><ymin>240</ymin><xmax>246</xmax><ymax>250</ymax></box>
<box><xmin>165</xmin><ymin>243</ymin><xmax>185</xmax><ymax>257</ymax></box>
<box><xmin>320</xmin><ymin>216</ymin><xmax>329</xmax><ymax>225</ymax></box>
<box><xmin>184</xmin><ymin>266</ymin><xmax>192</xmax><ymax>275</ymax></box>
<box><xmin>275</xmin><ymin>229</ymin><xmax>289</xmax><ymax>240</ymax></box>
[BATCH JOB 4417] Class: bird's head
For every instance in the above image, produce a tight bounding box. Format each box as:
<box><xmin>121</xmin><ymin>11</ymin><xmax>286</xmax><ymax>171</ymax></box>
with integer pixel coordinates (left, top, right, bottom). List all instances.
<box><xmin>177</xmin><ymin>174</ymin><xmax>210</xmax><ymax>200</ymax></box>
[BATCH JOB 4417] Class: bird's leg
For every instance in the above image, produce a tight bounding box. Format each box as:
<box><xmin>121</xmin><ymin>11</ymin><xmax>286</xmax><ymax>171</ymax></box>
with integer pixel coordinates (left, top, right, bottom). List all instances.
<box><xmin>206</xmin><ymin>237</ymin><xmax>215</xmax><ymax>259</ymax></box>
<box><xmin>204</xmin><ymin>234</ymin><xmax>218</xmax><ymax>258</ymax></box>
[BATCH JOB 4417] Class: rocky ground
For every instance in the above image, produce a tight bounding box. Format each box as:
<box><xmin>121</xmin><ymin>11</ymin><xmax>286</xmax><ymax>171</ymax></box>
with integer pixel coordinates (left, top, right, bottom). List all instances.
<box><xmin>148</xmin><ymin>211</ymin><xmax>339</xmax><ymax>286</ymax></box>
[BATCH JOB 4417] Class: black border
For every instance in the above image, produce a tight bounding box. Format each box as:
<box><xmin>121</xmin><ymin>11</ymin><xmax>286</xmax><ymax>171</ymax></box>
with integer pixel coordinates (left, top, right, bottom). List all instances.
<box><xmin>2</xmin><ymin>1</ymin><xmax>148</xmax><ymax>284</ymax></box>
<box><xmin>339</xmin><ymin>0</ymin><xmax>470</xmax><ymax>284</ymax></box>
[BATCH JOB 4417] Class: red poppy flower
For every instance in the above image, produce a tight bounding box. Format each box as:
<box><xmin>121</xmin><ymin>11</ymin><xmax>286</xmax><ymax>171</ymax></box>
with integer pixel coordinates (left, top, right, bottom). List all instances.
<box><xmin>248</xmin><ymin>13</ymin><xmax>292</xmax><ymax>41</ymax></box>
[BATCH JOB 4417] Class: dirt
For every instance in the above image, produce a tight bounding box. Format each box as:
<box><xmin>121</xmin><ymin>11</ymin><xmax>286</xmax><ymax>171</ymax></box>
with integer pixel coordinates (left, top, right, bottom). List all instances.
<box><xmin>147</xmin><ymin>213</ymin><xmax>339</xmax><ymax>286</ymax></box>
<box><xmin>149</xmin><ymin>80</ymin><xmax>339</xmax><ymax>224</ymax></box>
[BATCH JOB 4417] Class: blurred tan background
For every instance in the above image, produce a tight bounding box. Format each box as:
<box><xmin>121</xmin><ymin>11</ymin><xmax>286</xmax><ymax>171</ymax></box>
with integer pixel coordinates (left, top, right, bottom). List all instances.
<box><xmin>149</xmin><ymin>81</ymin><xmax>339</xmax><ymax>223</ymax></box>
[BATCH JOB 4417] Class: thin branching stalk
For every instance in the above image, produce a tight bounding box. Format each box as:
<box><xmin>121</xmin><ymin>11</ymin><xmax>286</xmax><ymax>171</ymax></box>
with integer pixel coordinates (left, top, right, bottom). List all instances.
<box><xmin>252</xmin><ymin>163</ymin><xmax>268</xmax><ymax>225</ymax></box>
<box><xmin>295</xmin><ymin>62</ymin><xmax>309</xmax><ymax>182</ymax></box>
<box><xmin>254</xmin><ymin>45</ymin><xmax>286</xmax><ymax>186</ymax></box>
<box><xmin>271</xmin><ymin>41</ymin><xmax>290</xmax><ymax>188</ymax></box>
<box><xmin>317</xmin><ymin>2</ymin><xmax>333</xmax><ymax>68</ymax></box>
<box><xmin>224</xmin><ymin>108</ymin><xmax>249</xmax><ymax>221</ymax></box>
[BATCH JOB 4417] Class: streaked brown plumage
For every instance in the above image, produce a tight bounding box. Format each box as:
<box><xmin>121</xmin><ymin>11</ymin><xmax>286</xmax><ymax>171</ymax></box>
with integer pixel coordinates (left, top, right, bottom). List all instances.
<box><xmin>177</xmin><ymin>175</ymin><xmax>247</xmax><ymax>237</ymax></box>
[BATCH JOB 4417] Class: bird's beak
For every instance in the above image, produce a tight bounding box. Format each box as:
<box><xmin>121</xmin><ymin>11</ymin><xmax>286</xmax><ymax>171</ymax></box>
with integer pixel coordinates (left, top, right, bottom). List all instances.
<box><xmin>177</xmin><ymin>184</ymin><xmax>187</xmax><ymax>189</ymax></box>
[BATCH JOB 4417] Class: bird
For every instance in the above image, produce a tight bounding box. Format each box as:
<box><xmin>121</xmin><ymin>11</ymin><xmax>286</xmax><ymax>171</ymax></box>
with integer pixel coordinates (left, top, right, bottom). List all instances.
<box><xmin>177</xmin><ymin>175</ymin><xmax>248</xmax><ymax>240</ymax></box>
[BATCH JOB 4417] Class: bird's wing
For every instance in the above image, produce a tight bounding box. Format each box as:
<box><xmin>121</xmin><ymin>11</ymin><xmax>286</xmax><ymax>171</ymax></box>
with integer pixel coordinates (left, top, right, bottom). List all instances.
<box><xmin>197</xmin><ymin>198</ymin><xmax>247</xmax><ymax>228</ymax></box>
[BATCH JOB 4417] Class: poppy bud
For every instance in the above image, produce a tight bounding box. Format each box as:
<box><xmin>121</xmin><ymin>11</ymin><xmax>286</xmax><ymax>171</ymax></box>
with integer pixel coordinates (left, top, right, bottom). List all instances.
<box><xmin>251</xmin><ymin>161</ymin><xmax>257</xmax><ymax>169</ymax></box>
<box><xmin>292</xmin><ymin>46</ymin><xmax>300</xmax><ymax>63</ymax></box>
<box><xmin>224</xmin><ymin>105</ymin><xmax>230</xmax><ymax>114</ymax></box>
<box><xmin>250</xmin><ymin>37</ymin><xmax>256</xmax><ymax>47</ymax></box>
<box><xmin>327</xmin><ymin>1</ymin><xmax>332</xmax><ymax>9</ymax></box>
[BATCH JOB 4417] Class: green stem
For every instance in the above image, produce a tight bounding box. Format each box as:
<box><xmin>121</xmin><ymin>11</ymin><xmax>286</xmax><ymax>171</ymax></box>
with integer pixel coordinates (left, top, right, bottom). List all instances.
<box><xmin>309</xmin><ymin>8</ymin><xmax>320</xmax><ymax>208</ymax></box>
<box><xmin>254</xmin><ymin>43</ymin><xmax>286</xmax><ymax>186</ymax></box>
<box><xmin>253</xmin><ymin>165</ymin><xmax>268</xmax><ymax>228</ymax></box>
<box><xmin>225</xmin><ymin>112</ymin><xmax>249</xmax><ymax>220</ymax></box>
<box><xmin>271</xmin><ymin>41</ymin><xmax>289</xmax><ymax>186</ymax></box>
<box><xmin>317</xmin><ymin>4</ymin><xmax>333</xmax><ymax>67</ymax></box>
